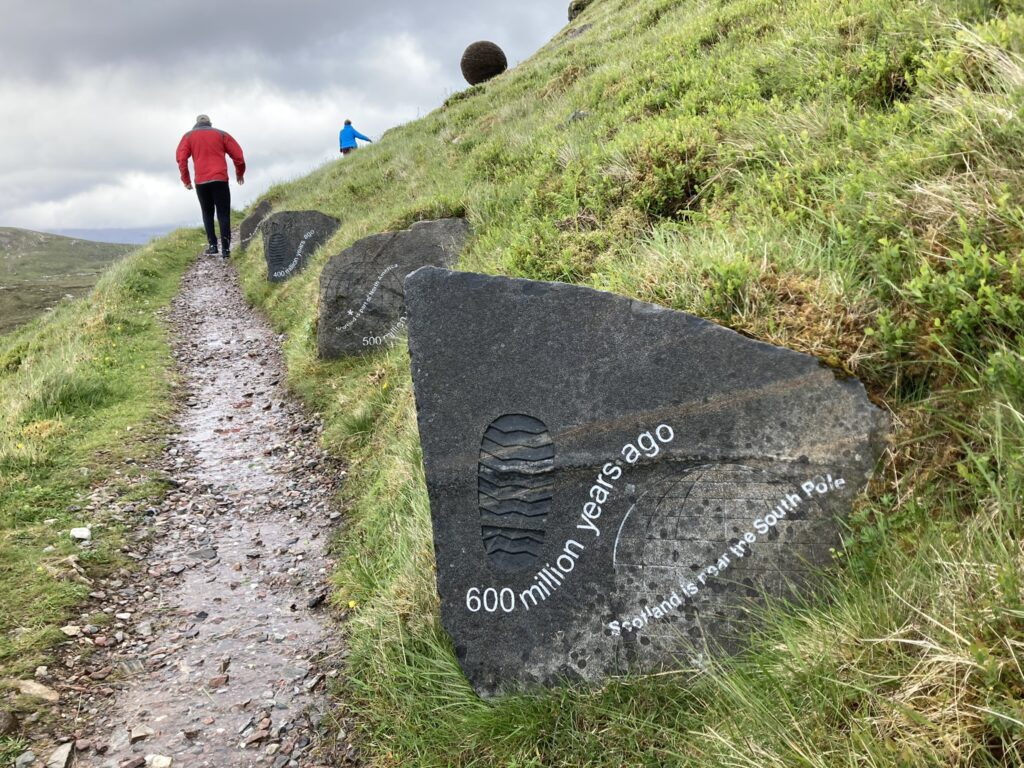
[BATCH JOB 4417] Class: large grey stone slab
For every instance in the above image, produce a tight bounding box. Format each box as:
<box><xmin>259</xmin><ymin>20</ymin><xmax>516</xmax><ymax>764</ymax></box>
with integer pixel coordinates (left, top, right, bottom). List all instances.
<box><xmin>262</xmin><ymin>211</ymin><xmax>340</xmax><ymax>283</ymax></box>
<box><xmin>239</xmin><ymin>199</ymin><xmax>272</xmax><ymax>249</ymax></box>
<box><xmin>317</xmin><ymin>218</ymin><xmax>470</xmax><ymax>359</ymax></box>
<box><xmin>405</xmin><ymin>268</ymin><xmax>888</xmax><ymax>697</ymax></box>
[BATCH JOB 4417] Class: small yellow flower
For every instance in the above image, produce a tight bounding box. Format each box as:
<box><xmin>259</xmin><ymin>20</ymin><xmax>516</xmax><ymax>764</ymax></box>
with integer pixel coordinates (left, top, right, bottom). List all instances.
<box><xmin>382</xmin><ymin>383</ymin><xmax>389</xmax><ymax>391</ymax></box>
<box><xmin>16</xmin><ymin>442</ymin><xmax>25</xmax><ymax>450</ymax></box>
<box><xmin>348</xmin><ymin>600</ymin><xmax>357</xmax><ymax>609</ymax></box>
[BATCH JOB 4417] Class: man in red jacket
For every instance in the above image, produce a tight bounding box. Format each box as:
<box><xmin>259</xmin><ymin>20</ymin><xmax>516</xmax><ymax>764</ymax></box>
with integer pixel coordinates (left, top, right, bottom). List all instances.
<box><xmin>176</xmin><ymin>114</ymin><xmax>246</xmax><ymax>257</ymax></box>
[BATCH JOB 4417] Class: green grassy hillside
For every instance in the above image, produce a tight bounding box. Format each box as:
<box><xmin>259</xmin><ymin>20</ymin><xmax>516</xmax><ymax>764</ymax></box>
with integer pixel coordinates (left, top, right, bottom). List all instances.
<box><xmin>0</xmin><ymin>228</ymin><xmax>134</xmax><ymax>334</ymax></box>
<box><xmin>231</xmin><ymin>0</ymin><xmax>1024</xmax><ymax>764</ymax></box>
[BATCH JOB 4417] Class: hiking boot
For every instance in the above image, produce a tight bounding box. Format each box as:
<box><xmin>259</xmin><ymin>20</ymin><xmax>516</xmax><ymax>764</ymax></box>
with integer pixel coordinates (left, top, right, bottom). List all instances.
<box><xmin>221</xmin><ymin>249</ymin><xmax>231</xmax><ymax>259</ymax></box>
<box><xmin>204</xmin><ymin>244</ymin><xmax>218</xmax><ymax>256</ymax></box>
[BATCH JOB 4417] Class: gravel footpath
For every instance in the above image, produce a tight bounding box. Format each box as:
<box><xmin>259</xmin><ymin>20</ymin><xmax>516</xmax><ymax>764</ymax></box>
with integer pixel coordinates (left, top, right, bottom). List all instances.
<box><xmin>24</xmin><ymin>254</ymin><xmax>353</xmax><ymax>768</ymax></box>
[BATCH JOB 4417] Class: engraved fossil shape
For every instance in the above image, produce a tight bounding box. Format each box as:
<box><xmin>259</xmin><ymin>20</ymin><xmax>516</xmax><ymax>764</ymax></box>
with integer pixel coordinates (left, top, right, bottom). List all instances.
<box><xmin>268</xmin><ymin>231</ymin><xmax>288</xmax><ymax>266</ymax></box>
<box><xmin>479</xmin><ymin>414</ymin><xmax>553</xmax><ymax>571</ymax></box>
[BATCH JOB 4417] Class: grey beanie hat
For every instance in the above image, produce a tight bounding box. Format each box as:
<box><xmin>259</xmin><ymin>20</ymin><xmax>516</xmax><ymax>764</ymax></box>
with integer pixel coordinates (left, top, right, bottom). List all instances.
<box><xmin>195</xmin><ymin>114</ymin><xmax>212</xmax><ymax>126</ymax></box>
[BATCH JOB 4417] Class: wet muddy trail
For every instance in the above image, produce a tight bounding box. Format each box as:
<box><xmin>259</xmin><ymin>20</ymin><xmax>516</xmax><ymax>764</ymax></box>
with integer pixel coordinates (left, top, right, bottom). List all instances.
<box><xmin>72</xmin><ymin>256</ymin><xmax>348</xmax><ymax>767</ymax></box>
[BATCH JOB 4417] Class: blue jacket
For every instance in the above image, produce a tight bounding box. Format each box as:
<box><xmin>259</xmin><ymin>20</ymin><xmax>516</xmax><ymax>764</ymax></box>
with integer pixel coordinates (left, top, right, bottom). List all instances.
<box><xmin>339</xmin><ymin>124</ymin><xmax>371</xmax><ymax>150</ymax></box>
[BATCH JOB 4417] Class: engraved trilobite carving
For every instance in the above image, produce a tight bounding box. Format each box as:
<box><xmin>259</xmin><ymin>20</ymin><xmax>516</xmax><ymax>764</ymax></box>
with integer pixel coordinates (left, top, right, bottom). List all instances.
<box><xmin>479</xmin><ymin>414</ymin><xmax>554</xmax><ymax>571</ymax></box>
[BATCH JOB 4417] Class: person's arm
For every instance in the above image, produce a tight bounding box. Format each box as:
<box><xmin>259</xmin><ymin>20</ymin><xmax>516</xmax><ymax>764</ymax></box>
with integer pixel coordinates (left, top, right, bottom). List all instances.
<box><xmin>223</xmin><ymin>132</ymin><xmax>247</xmax><ymax>183</ymax></box>
<box><xmin>354</xmin><ymin>129</ymin><xmax>372</xmax><ymax>143</ymax></box>
<box><xmin>176</xmin><ymin>134</ymin><xmax>193</xmax><ymax>189</ymax></box>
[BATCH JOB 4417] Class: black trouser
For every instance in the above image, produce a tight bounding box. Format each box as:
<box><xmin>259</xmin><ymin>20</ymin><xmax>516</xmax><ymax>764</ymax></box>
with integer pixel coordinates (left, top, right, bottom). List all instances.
<box><xmin>196</xmin><ymin>180</ymin><xmax>231</xmax><ymax>251</ymax></box>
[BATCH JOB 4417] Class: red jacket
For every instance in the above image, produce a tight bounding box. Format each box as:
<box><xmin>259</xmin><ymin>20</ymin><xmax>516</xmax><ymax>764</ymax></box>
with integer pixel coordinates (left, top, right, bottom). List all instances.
<box><xmin>176</xmin><ymin>125</ymin><xmax>246</xmax><ymax>186</ymax></box>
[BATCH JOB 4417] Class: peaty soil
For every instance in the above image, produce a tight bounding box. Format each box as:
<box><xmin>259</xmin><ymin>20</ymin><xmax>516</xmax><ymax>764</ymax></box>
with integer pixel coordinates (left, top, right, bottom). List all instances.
<box><xmin>24</xmin><ymin>254</ymin><xmax>354</xmax><ymax>767</ymax></box>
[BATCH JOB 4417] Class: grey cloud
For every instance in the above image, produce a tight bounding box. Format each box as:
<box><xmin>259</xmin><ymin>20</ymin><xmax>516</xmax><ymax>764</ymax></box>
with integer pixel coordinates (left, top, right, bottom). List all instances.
<box><xmin>3</xmin><ymin>2</ymin><xmax>565</xmax><ymax>86</ymax></box>
<box><xmin>0</xmin><ymin>1</ymin><xmax>566</xmax><ymax>228</ymax></box>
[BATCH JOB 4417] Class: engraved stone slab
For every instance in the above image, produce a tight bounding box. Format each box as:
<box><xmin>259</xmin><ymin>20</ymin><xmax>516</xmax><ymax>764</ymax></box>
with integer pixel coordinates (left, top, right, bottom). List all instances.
<box><xmin>405</xmin><ymin>268</ymin><xmax>888</xmax><ymax>697</ymax></box>
<box><xmin>239</xmin><ymin>199</ymin><xmax>272</xmax><ymax>249</ymax></box>
<box><xmin>317</xmin><ymin>218</ymin><xmax>470</xmax><ymax>359</ymax></box>
<box><xmin>262</xmin><ymin>211</ymin><xmax>340</xmax><ymax>283</ymax></box>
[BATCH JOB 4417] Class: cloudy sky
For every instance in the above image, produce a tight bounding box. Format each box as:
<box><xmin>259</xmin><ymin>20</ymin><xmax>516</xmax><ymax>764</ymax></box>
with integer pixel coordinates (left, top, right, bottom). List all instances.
<box><xmin>0</xmin><ymin>1</ymin><xmax>566</xmax><ymax>234</ymax></box>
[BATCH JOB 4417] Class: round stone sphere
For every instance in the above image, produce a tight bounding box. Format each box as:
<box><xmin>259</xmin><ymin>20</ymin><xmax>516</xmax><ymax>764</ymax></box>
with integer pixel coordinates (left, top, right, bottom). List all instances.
<box><xmin>568</xmin><ymin>0</ymin><xmax>594</xmax><ymax>21</ymax></box>
<box><xmin>460</xmin><ymin>41</ymin><xmax>508</xmax><ymax>86</ymax></box>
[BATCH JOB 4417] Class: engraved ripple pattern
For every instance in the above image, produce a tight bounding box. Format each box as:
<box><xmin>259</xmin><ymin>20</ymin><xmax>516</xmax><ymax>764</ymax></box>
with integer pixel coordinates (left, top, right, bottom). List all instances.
<box><xmin>268</xmin><ymin>231</ymin><xmax>287</xmax><ymax>267</ymax></box>
<box><xmin>479</xmin><ymin>414</ymin><xmax>554</xmax><ymax>571</ymax></box>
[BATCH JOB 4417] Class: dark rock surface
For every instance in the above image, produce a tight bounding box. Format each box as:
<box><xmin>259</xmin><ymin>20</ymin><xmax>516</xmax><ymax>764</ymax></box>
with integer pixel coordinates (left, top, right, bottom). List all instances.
<box><xmin>460</xmin><ymin>41</ymin><xmax>508</xmax><ymax>86</ymax></box>
<box><xmin>405</xmin><ymin>268</ymin><xmax>888</xmax><ymax>697</ymax></box>
<box><xmin>317</xmin><ymin>218</ymin><xmax>470</xmax><ymax>359</ymax></box>
<box><xmin>261</xmin><ymin>211</ymin><xmax>340</xmax><ymax>283</ymax></box>
<box><xmin>238</xmin><ymin>199</ymin><xmax>273</xmax><ymax>249</ymax></box>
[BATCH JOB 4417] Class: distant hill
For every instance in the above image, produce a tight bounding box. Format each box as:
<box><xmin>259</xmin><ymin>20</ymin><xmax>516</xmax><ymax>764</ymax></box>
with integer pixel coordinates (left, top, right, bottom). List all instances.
<box><xmin>49</xmin><ymin>226</ymin><xmax>179</xmax><ymax>245</ymax></box>
<box><xmin>0</xmin><ymin>227</ymin><xmax>134</xmax><ymax>333</ymax></box>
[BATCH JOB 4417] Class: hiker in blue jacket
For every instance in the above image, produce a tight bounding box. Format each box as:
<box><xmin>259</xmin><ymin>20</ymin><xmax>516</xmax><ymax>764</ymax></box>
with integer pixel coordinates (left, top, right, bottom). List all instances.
<box><xmin>339</xmin><ymin>119</ymin><xmax>372</xmax><ymax>156</ymax></box>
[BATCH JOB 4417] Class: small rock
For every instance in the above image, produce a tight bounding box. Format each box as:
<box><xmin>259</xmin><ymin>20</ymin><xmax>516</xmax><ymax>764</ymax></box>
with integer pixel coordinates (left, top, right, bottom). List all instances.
<box><xmin>0</xmin><ymin>709</ymin><xmax>18</xmax><ymax>736</ymax></box>
<box><xmin>137</xmin><ymin>621</ymin><xmax>154</xmax><ymax>637</ymax></box>
<box><xmin>246</xmin><ymin>728</ymin><xmax>270</xmax><ymax>746</ymax></box>
<box><xmin>187</xmin><ymin>547</ymin><xmax>217</xmax><ymax>561</ymax></box>
<box><xmin>131</xmin><ymin>724</ymin><xmax>155</xmax><ymax>743</ymax></box>
<box><xmin>61</xmin><ymin>625</ymin><xmax>82</xmax><ymax>637</ymax></box>
<box><xmin>148</xmin><ymin>756</ymin><xmax>173</xmax><ymax>768</ymax></box>
<box><xmin>208</xmin><ymin>674</ymin><xmax>229</xmax><ymax>689</ymax></box>
<box><xmin>120</xmin><ymin>758</ymin><xmax>146</xmax><ymax>768</ymax></box>
<box><xmin>70</xmin><ymin>527</ymin><xmax>92</xmax><ymax>542</ymax></box>
<box><xmin>304</xmin><ymin>674</ymin><xmax>324</xmax><ymax>692</ymax></box>
<box><xmin>46</xmin><ymin>742</ymin><xmax>73</xmax><ymax>768</ymax></box>
<box><xmin>16</xmin><ymin>679</ymin><xmax>59</xmax><ymax>703</ymax></box>
<box><xmin>90</xmin><ymin>665</ymin><xmax>113</xmax><ymax>680</ymax></box>
<box><xmin>15</xmin><ymin>751</ymin><xmax>35</xmax><ymax>768</ymax></box>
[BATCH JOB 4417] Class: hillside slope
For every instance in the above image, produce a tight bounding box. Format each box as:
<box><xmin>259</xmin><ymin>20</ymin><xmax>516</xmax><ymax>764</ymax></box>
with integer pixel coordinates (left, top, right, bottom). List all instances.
<box><xmin>230</xmin><ymin>0</ymin><xmax>1024</xmax><ymax>764</ymax></box>
<box><xmin>1</xmin><ymin>0</ymin><xmax>1022</xmax><ymax>765</ymax></box>
<box><xmin>0</xmin><ymin>227</ymin><xmax>134</xmax><ymax>334</ymax></box>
